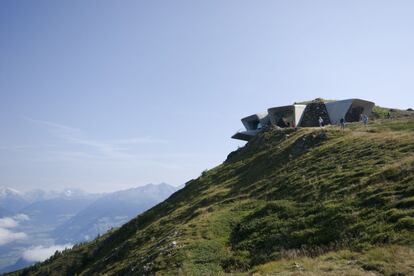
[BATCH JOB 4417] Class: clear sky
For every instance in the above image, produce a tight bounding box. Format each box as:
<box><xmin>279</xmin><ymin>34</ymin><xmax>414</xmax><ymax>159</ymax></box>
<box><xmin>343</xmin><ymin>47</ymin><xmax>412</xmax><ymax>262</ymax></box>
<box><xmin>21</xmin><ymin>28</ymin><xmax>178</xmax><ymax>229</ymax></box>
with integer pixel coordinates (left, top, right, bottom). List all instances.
<box><xmin>1</xmin><ymin>0</ymin><xmax>413</xmax><ymax>192</ymax></box>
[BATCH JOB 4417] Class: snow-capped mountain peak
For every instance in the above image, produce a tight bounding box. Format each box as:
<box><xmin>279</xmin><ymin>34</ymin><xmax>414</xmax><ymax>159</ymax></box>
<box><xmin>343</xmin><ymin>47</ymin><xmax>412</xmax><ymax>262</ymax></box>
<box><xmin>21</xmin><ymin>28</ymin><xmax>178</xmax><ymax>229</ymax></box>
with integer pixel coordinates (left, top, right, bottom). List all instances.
<box><xmin>0</xmin><ymin>187</ymin><xmax>22</xmax><ymax>197</ymax></box>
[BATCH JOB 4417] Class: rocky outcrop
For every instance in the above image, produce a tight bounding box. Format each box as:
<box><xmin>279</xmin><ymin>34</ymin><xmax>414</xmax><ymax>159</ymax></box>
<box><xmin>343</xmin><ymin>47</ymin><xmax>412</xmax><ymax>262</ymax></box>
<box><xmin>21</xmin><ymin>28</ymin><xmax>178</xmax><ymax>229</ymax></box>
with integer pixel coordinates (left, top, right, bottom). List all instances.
<box><xmin>300</xmin><ymin>101</ymin><xmax>331</xmax><ymax>127</ymax></box>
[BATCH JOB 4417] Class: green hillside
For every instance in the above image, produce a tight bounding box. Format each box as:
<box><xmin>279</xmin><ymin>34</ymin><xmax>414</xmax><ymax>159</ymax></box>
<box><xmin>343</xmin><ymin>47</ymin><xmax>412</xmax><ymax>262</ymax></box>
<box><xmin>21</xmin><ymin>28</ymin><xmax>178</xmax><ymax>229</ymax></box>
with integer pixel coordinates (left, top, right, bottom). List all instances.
<box><xmin>9</xmin><ymin>109</ymin><xmax>414</xmax><ymax>276</ymax></box>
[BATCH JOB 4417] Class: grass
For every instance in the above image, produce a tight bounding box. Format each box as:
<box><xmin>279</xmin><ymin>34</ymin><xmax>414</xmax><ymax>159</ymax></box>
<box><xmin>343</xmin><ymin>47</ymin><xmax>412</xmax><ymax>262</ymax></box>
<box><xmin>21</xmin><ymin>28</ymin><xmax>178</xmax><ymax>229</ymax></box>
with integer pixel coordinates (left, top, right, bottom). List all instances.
<box><xmin>8</xmin><ymin>110</ymin><xmax>414</xmax><ymax>276</ymax></box>
<box><xmin>252</xmin><ymin>245</ymin><xmax>414</xmax><ymax>276</ymax></box>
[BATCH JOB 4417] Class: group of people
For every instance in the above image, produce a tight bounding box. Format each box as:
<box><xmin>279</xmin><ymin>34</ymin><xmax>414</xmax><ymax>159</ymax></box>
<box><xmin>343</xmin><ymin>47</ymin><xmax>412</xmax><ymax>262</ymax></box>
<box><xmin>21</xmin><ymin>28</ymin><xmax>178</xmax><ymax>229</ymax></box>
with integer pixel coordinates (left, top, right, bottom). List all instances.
<box><xmin>317</xmin><ymin>113</ymin><xmax>369</xmax><ymax>130</ymax></box>
<box><xmin>318</xmin><ymin>116</ymin><xmax>346</xmax><ymax>129</ymax></box>
<box><xmin>259</xmin><ymin>113</ymin><xmax>370</xmax><ymax>131</ymax></box>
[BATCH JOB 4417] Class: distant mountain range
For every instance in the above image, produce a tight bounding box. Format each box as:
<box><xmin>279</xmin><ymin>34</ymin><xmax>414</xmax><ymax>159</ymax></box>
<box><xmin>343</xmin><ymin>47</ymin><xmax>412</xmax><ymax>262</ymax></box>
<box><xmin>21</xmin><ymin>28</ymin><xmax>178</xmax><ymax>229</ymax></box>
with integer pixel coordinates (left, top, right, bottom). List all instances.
<box><xmin>53</xmin><ymin>183</ymin><xmax>177</xmax><ymax>243</ymax></box>
<box><xmin>0</xmin><ymin>187</ymin><xmax>28</xmax><ymax>214</ymax></box>
<box><xmin>0</xmin><ymin>183</ymin><xmax>179</xmax><ymax>274</ymax></box>
<box><xmin>0</xmin><ymin>187</ymin><xmax>99</xmax><ymax>215</ymax></box>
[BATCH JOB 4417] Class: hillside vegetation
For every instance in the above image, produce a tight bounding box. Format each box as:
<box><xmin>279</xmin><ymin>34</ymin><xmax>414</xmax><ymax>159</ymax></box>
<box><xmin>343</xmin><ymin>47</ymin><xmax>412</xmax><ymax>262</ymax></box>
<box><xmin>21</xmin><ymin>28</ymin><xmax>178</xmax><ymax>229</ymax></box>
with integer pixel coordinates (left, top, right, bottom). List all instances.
<box><xmin>8</xmin><ymin>108</ymin><xmax>414</xmax><ymax>276</ymax></box>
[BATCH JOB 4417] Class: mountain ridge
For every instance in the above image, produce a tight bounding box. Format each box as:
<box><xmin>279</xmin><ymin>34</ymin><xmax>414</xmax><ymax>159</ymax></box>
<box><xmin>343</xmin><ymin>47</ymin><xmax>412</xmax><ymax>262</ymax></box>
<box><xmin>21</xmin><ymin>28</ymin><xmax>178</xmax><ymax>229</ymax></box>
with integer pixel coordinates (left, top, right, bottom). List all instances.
<box><xmin>53</xmin><ymin>183</ymin><xmax>178</xmax><ymax>243</ymax></box>
<box><xmin>7</xmin><ymin>109</ymin><xmax>414</xmax><ymax>275</ymax></box>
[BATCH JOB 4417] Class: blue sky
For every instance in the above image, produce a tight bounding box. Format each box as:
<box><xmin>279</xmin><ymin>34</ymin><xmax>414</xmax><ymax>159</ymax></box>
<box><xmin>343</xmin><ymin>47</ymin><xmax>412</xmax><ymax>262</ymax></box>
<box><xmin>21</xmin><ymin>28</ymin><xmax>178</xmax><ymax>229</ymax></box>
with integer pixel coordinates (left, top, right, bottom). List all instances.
<box><xmin>1</xmin><ymin>0</ymin><xmax>413</xmax><ymax>192</ymax></box>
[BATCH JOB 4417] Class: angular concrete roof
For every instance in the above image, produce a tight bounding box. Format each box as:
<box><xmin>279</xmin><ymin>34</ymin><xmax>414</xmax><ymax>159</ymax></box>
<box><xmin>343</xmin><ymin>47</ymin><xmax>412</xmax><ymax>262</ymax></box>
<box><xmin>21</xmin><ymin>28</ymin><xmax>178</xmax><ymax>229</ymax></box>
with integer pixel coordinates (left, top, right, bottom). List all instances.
<box><xmin>232</xmin><ymin>98</ymin><xmax>375</xmax><ymax>141</ymax></box>
<box><xmin>325</xmin><ymin>98</ymin><xmax>374</xmax><ymax>124</ymax></box>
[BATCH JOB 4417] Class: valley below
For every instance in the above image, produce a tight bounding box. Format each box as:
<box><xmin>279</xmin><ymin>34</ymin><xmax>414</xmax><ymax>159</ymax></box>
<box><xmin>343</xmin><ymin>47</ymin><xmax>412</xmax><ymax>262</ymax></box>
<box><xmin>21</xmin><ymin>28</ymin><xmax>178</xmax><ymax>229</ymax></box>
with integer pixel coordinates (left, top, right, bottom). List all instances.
<box><xmin>0</xmin><ymin>184</ymin><xmax>178</xmax><ymax>273</ymax></box>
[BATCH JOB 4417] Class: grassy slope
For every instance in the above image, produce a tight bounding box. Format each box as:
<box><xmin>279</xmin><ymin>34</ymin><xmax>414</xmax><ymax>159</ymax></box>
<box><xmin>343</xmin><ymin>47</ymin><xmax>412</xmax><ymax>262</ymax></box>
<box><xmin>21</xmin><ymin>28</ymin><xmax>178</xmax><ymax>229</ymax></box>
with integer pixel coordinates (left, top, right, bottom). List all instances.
<box><xmin>9</xmin><ymin>111</ymin><xmax>414</xmax><ymax>276</ymax></box>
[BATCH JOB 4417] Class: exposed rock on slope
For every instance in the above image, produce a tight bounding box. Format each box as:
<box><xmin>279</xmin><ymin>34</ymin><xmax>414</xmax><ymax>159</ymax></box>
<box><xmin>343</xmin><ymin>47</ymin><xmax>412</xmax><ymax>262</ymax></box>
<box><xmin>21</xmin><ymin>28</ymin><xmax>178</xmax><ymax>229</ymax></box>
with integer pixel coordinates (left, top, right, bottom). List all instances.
<box><xmin>299</xmin><ymin>100</ymin><xmax>331</xmax><ymax>127</ymax></box>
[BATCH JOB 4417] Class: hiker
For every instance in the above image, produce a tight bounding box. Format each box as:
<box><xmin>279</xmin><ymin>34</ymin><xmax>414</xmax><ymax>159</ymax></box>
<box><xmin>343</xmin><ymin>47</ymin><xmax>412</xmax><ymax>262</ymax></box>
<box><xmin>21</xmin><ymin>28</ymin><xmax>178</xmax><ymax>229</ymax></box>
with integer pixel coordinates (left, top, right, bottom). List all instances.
<box><xmin>361</xmin><ymin>114</ymin><xmax>368</xmax><ymax>126</ymax></box>
<box><xmin>340</xmin><ymin>118</ymin><xmax>345</xmax><ymax>130</ymax></box>
<box><xmin>318</xmin><ymin>116</ymin><xmax>324</xmax><ymax>127</ymax></box>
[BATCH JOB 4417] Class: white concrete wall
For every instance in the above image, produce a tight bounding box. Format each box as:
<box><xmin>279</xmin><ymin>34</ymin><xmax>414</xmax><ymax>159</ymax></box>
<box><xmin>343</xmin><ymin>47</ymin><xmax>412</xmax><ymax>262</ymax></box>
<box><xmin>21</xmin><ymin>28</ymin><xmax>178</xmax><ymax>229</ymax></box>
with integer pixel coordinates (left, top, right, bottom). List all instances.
<box><xmin>293</xmin><ymin>105</ymin><xmax>307</xmax><ymax>127</ymax></box>
<box><xmin>241</xmin><ymin>112</ymin><xmax>268</xmax><ymax>130</ymax></box>
<box><xmin>352</xmin><ymin>99</ymin><xmax>375</xmax><ymax>117</ymax></box>
<box><xmin>326</xmin><ymin>99</ymin><xmax>375</xmax><ymax>124</ymax></box>
<box><xmin>325</xmin><ymin>100</ymin><xmax>353</xmax><ymax>124</ymax></box>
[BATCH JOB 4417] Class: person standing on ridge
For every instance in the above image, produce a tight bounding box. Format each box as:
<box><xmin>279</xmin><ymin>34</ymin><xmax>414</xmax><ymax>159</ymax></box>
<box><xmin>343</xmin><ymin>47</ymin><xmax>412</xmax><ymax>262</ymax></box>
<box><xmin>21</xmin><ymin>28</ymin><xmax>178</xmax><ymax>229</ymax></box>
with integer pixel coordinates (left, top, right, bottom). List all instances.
<box><xmin>361</xmin><ymin>114</ymin><xmax>369</xmax><ymax>126</ymax></box>
<box><xmin>340</xmin><ymin>118</ymin><xmax>345</xmax><ymax>130</ymax></box>
<box><xmin>318</xmin><ymin>116</ymin><xmax>324</xmax><ymax>127</ymax></box>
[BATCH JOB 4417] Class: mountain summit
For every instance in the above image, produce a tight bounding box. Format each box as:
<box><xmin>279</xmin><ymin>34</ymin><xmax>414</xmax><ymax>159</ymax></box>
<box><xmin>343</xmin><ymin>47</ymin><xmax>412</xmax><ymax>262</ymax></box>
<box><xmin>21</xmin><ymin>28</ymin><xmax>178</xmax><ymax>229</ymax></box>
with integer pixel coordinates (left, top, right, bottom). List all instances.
<box><xmin>8</xmin><ymin>109</ymin><xmax>414</xmax><ymax>275</ymax></box>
